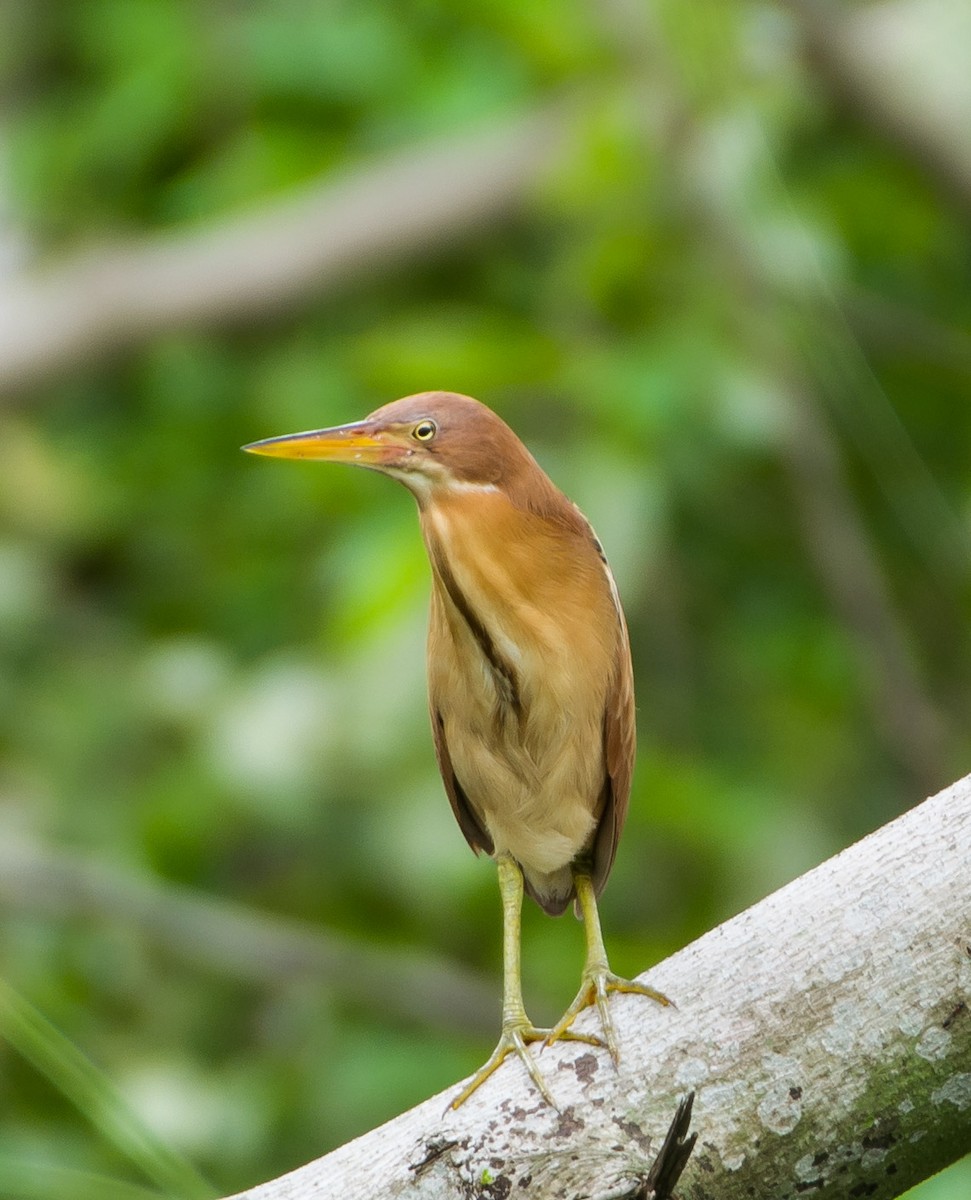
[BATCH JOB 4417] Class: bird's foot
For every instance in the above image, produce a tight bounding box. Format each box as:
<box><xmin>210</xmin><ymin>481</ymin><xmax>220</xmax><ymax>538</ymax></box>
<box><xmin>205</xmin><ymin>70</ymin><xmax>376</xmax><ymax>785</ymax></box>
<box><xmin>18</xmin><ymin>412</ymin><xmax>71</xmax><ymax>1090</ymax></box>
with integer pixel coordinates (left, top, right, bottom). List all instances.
<box><xmin>450</xmin><ymin>1020</ymin><xmax>601</xmax><ymax>1110</ymax></box>
<box><xmin>546</xmin><ymin>970</ymin><xmax>671</xmax><ymax>1061</ymax></box>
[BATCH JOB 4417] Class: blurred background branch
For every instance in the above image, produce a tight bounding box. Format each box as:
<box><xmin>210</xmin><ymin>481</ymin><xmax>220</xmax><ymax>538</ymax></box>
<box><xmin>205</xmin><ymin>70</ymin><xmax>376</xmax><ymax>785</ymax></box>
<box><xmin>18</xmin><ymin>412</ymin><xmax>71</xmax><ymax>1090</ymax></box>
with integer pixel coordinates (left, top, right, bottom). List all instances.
<box><xmin>785</xmin><ymin>0</ymin><xmax>971</xmax><ymax>211</ymax></box>
<box><xmin>0</xmin><ymin>109</ymin><xmax>565</xmax><ymax>394</ymax></box>
<box><xmin>3</xmin><ymin>1</ymin><xmax>970</xmax><ymax>397</ymax></box>
<box><xmin>0</xmin><ymin>830</ymin><xmax>498</xmax><ymax>1037</ymax></box>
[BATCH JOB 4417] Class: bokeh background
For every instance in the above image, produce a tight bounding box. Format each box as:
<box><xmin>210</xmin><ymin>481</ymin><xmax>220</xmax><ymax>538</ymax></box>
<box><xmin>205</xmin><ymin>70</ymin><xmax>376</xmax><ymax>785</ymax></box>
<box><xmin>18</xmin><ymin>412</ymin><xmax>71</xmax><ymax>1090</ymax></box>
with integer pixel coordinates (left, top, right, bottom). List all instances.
<box><xmin>1</xmin><ymin>1</ymin><xmax>969</xmax><ymax>1197</ymax></box>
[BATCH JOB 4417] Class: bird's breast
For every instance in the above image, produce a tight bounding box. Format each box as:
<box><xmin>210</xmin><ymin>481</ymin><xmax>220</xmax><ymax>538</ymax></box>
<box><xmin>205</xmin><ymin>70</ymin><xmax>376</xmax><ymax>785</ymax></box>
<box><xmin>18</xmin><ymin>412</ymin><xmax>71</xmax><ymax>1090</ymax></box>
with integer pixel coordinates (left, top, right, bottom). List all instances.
<box><xmin>422</xmin><ymin>492</ymin><xmax>617</xmax><ymax>727</ymax></box>
<box><xmin>421</xmin><ymin>491</ymin><xmax>622</xmax><ymax>879</ymax></box>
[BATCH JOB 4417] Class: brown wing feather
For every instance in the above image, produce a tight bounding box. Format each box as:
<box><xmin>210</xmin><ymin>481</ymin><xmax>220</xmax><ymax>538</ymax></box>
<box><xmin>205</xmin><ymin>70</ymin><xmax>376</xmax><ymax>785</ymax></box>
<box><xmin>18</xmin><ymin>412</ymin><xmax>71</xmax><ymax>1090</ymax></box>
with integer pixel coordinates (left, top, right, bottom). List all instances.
<box><xmin>430</xmin><ymin>704</ymin><xmax>494</xmax><ymax>856</ymax></box>
<box><xmin>426</xmin><ymin>584</ymin><xmax>494</xmax><ymax>857</ymax></box>
<box><xmin>590</xmin><ymin>566</ymin><xmax>637</xmax><ymax>897</ymax></box>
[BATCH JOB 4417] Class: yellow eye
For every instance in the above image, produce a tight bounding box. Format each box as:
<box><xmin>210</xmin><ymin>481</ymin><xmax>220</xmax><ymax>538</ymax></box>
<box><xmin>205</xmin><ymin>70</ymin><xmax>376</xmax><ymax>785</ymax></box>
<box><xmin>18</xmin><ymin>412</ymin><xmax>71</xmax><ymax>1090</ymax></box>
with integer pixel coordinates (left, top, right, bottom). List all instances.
<box><xmin>413</xmin><ymin>420</ymin><xmax>437</xmax><ymax>442</ymax></box>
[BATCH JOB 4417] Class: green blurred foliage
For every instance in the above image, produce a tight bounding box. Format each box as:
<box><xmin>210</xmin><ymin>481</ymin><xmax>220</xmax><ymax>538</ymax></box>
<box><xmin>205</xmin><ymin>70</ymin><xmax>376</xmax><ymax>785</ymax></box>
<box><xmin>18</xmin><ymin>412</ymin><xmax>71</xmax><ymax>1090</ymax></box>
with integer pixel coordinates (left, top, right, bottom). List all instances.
<box><xmin>0</xmin><ymin>0</ymin><xmax>969</xmax><ymax>1196</ymax></box>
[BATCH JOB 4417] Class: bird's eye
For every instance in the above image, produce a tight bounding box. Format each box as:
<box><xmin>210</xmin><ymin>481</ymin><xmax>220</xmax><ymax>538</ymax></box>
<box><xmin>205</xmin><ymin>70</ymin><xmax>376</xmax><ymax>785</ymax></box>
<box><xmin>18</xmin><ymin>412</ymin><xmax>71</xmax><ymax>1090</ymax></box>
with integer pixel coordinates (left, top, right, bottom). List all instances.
<box><xmin>412</xmin><ymin>420</ymin><xmax>437</xmax><ymax>442</ymax></box>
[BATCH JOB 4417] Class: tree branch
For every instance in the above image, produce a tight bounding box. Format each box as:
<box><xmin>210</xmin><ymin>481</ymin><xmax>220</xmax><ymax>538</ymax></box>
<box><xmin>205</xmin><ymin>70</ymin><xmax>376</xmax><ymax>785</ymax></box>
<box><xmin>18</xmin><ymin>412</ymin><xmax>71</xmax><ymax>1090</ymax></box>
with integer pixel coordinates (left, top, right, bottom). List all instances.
<box><xmin>223</xmin><ymin>774</ymin><xmax>971</xmax><ymax>1199</ymax></box>
<box><xmin>0</xmin><ymin>107</ymin><xmax>566</xmax><ymax>395</ymax></box>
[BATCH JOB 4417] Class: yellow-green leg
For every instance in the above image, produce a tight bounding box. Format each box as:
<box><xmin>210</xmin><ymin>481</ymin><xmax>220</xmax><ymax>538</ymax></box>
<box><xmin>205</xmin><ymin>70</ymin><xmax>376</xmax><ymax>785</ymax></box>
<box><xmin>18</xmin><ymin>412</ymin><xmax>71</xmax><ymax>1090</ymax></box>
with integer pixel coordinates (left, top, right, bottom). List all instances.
<box><xmin>546</xmin><ymin>870</ymin><xmax>671</xmax><ymax>1058</ymax></box>
<box><xmin>451</xmin><ymin>854</ymin><xmax>599</xmax><ymax>1109</ymax></box>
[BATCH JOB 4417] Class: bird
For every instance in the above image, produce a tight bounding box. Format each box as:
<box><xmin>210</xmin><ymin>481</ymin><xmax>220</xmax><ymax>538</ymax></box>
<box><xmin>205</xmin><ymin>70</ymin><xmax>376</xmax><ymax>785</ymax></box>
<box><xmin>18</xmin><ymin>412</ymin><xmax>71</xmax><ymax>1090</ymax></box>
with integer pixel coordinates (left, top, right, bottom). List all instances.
<box><xmin>243</xmin><ymin>391</ymin><xmax>669</xmax><ymax>1108</ymax></box>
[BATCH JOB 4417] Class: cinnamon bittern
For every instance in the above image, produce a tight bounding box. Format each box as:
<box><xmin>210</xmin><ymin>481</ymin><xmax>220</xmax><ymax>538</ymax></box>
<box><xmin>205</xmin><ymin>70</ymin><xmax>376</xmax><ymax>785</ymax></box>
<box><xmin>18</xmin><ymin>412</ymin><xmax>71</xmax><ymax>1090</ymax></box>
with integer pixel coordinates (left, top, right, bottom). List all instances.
<box><xmin>243</xmin><ymin>391</ymin><xmax>669</xmax><ymax>1107</ymax></box>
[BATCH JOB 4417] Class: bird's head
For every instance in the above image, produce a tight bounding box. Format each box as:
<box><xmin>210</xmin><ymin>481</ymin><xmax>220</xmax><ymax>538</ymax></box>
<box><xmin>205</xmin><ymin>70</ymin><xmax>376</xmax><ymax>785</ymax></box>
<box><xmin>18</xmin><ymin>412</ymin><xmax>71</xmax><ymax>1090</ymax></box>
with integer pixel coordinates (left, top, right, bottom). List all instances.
<box><xmin>243</xmin><ymin>391</ymin><xmax>542</xmax><ymax>504</ymax></box>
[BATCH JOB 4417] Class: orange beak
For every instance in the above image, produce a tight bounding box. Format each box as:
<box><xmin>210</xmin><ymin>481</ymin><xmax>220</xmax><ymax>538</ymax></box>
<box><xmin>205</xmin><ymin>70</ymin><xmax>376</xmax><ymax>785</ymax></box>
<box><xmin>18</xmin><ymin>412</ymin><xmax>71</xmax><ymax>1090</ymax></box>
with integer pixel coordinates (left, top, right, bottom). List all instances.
<box><xmin>242</xmin><ymin>421</ymin><xmax>402</xmax><ymax>468</ymax></box>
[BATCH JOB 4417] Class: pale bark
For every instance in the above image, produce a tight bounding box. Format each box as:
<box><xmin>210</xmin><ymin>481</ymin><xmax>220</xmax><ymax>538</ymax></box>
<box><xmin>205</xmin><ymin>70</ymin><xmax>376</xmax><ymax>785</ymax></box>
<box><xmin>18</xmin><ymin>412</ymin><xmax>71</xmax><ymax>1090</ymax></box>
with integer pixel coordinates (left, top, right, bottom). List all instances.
<box><xmin>224</xmin><ymin>775</ymin><xmax>971</xmax><ymax>1200</ymax></box>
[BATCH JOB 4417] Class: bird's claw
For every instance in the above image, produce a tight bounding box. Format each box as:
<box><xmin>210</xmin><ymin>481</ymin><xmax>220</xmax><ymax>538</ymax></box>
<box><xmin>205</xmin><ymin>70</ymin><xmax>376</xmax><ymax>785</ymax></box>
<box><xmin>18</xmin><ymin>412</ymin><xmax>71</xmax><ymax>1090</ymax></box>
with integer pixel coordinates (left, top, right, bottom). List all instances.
<box><xmin>451</xmin><ymin>1021</ymin><xmax>552</xmax><ymax>1109</ymax></box>
<box><xmin>546</xmin><ymin>971</ymin><xmax>671</xmax><ymax>1060</ymax></box>
<box><xmin>450</xmin><ymin>1021</ymin><xmax>602</xmax><ymax>1110</ymax></box>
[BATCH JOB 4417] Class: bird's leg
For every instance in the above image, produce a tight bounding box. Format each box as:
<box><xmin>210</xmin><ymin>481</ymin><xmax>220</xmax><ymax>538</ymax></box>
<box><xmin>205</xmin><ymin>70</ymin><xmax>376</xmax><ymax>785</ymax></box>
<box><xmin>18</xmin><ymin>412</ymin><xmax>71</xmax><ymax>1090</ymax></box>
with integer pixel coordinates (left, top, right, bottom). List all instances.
<box><xmin>451</xmin><ymin>853</ymin><xmax>552</xmax><ymax>1108</ymax></box>
<box><xmin>451</xmin><ymin>854</ymin><xmax>599</xmax><ymax>1109</ymax></box>
<box><xmin>546</xmin><ymin>870</ymin><xmax>671</xmax><ymax>1060</ymax></box>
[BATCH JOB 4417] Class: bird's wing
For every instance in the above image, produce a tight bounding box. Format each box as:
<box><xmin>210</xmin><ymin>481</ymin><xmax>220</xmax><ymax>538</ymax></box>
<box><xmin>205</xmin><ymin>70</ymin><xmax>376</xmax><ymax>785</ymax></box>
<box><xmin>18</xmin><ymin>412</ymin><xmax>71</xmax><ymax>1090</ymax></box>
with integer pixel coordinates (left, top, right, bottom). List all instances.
<box><xmin>430</xmin><ymin>706</ymin><xmax>494</xmax><ymax>857</ymax></box>
<box><xmin>426</xmin><ymin>584</ymin><xmax>495</xmax><ymax>857</ymax></box>
<box><xmin>591</xmin><ymin>561</ymin><xmax>637</xmax><ymax>897</ymax></box>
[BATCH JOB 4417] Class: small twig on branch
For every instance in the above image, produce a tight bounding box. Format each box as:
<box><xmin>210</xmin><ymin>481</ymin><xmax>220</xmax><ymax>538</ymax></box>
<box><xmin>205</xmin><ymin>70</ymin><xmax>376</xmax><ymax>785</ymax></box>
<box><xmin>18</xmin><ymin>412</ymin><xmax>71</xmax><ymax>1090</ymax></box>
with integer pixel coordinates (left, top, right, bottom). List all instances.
<box><xmin>635</xmin><ymin>1090</ymin><xmax>697</xmax><ymax>1199</ymax></box>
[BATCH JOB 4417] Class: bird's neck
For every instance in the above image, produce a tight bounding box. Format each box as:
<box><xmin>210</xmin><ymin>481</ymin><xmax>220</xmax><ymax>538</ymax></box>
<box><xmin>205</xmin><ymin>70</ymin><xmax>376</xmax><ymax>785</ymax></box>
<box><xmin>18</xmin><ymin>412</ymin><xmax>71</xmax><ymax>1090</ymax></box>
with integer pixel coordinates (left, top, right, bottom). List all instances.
<box><xmin>418</xmin><ymin>487</ymin><xmax>615</xmax><ymax>665</ymax></box>
<box><xmin>420</xmin><ymin>488</ymin><xmax>555</xmax><ymax>614</ymax></box>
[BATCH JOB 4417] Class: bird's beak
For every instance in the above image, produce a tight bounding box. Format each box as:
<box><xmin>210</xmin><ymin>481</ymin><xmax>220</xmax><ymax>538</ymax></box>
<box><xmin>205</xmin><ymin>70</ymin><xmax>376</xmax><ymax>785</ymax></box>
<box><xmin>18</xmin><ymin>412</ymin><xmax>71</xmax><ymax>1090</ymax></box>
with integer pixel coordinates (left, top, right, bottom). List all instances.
<box><xmin>242</xmin><ymin>421</ymin><xmax>398</xmax><ymax>467</ymax></box>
